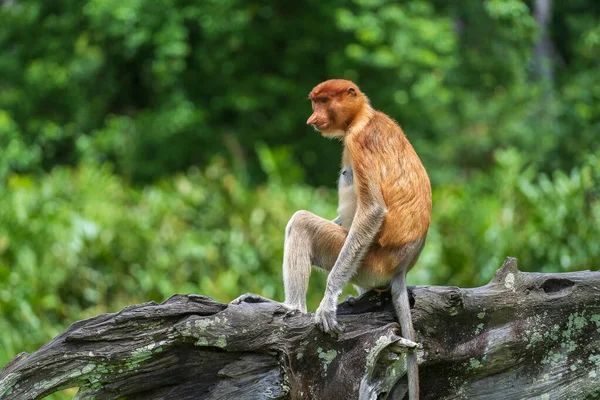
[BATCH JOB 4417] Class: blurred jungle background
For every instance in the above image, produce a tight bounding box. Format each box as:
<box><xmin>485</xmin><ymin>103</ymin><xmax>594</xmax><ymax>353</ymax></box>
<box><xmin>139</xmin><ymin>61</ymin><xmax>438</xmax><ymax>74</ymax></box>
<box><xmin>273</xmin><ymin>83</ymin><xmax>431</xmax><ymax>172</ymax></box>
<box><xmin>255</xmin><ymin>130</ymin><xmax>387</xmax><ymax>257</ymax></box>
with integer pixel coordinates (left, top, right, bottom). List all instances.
<box><xmin>0</xmin><ymin>1</ymin><xmax>599</xmax><ymax>396</ymax></box>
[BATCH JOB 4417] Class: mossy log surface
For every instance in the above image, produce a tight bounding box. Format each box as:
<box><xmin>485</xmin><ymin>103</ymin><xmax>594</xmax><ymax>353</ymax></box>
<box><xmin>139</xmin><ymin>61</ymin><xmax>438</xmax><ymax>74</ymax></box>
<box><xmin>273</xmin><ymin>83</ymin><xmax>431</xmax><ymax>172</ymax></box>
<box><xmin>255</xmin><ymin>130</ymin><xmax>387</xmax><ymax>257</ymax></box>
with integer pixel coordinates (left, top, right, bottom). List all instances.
<box><xmin>1</xmin><ymin>258</ymin><xmax>600</xmax><ymax>400</ymax></box>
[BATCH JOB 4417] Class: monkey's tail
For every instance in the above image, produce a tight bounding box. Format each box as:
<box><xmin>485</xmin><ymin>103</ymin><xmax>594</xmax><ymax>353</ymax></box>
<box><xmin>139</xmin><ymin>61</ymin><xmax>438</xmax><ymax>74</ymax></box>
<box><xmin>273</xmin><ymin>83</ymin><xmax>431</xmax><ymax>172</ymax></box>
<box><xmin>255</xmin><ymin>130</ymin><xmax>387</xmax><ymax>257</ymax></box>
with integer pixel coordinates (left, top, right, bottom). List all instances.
<box><xmin>391</xmin><ymin>272</ymin><xmax>420</xmax><ymax>400</ymax></box>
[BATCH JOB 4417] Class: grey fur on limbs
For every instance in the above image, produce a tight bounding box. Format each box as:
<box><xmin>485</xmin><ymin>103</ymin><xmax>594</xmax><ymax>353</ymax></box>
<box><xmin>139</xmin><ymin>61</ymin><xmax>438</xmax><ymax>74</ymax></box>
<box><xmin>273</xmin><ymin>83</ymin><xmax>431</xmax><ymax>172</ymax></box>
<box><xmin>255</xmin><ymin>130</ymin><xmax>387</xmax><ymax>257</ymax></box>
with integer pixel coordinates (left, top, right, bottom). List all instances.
<box><xmin>282</xmin><ymin>205</ymin><xmax>386</xmax><ymax>336</ymax></box>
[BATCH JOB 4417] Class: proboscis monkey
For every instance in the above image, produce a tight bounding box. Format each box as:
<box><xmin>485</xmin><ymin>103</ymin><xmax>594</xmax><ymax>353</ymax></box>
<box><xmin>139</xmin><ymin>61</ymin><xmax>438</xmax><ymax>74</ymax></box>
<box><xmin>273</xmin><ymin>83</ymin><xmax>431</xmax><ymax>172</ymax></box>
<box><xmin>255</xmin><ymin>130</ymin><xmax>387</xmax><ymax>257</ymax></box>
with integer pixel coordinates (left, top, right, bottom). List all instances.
<box><xmin>233</xmin><ymin>79</ymin><xmax>431</xmax><ymax>399</ymax></box>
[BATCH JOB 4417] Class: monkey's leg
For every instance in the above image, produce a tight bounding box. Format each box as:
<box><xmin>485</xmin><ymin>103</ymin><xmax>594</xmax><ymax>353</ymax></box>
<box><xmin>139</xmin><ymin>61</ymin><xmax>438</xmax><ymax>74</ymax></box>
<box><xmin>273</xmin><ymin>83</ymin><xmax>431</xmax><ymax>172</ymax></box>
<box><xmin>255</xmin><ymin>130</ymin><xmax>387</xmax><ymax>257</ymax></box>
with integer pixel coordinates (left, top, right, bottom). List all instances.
<box><xmin>283</xmin><ymin>210</ymin><xmax>347</xmax><ymax>313</ymax></box>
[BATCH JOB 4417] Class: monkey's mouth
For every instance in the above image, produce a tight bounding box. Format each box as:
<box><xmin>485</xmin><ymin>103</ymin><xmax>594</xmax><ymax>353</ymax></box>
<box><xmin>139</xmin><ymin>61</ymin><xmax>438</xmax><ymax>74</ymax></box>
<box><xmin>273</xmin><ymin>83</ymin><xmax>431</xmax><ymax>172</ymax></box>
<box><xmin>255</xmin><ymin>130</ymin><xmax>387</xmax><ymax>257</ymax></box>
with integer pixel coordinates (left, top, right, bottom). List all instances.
<box><xmin>314</xmin><ymin>122</ymin><xmax>330</xmax><ymax>131</ymax></box>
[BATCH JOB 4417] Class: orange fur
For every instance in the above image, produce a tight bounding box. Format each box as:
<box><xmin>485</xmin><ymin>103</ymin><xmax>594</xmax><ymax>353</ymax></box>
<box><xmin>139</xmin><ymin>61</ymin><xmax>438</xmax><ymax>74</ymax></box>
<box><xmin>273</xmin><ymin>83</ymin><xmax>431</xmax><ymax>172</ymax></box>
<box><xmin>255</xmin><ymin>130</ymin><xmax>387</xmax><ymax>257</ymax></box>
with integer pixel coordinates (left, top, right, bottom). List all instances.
<box><xmin>301</xmin><ymin>79</ymin><xmax>428</xmax><ymax>400</ymax></box>
<box><xmin>347</xmin><ymin>111</ymin><xmax>431</xmax><ymax>247</ymax></box>
<box><xmin>307</xmin><ymin>79</ymin><xmax>431</xmax><ymax>278</ymax></box>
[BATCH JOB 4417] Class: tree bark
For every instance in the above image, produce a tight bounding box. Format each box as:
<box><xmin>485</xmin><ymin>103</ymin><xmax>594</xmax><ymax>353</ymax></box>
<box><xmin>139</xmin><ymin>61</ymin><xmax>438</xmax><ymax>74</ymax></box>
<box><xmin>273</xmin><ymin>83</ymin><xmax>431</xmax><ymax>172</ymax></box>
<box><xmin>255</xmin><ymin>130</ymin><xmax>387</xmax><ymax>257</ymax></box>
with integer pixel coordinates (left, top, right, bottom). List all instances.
<box><xmin>1</xmin><ymin>258</ymin><xmax>599</xmax><ymax>400</ymax></box>
<box><xmin>533</xmin><ymin>0</ymin><xmax>554</xmax><ymax>84</ymax></box>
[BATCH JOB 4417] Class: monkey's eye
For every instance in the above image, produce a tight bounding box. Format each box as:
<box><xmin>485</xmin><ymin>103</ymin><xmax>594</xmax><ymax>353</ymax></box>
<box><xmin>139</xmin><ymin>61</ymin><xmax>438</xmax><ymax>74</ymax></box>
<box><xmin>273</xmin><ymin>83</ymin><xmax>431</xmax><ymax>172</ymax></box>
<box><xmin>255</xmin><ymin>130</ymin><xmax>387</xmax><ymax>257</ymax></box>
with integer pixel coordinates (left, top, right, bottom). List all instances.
<box><xmin>320</xmin><ymin>97</ymin><xmax>329</xmax><ymax>104</ymax></box>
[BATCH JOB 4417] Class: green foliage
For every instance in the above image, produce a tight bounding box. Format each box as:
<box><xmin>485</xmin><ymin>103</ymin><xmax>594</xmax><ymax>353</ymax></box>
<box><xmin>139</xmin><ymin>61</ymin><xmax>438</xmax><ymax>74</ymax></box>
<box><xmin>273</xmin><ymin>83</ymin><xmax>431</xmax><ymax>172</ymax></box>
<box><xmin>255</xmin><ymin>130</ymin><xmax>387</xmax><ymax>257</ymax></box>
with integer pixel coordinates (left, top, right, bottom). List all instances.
<box><xmin>1</xmin><ymin>1</ymin><xmax>598</xmax><ymax>185</ymax></box>
<box><xmin>0</xmin><ymin>155</ymin><xmax>334</xmax><ymax>369</ymax></box>
<box><xmin>425</xmin><ymin>150</ymin><xmax>600</xmax><ymax>287</ymax></box>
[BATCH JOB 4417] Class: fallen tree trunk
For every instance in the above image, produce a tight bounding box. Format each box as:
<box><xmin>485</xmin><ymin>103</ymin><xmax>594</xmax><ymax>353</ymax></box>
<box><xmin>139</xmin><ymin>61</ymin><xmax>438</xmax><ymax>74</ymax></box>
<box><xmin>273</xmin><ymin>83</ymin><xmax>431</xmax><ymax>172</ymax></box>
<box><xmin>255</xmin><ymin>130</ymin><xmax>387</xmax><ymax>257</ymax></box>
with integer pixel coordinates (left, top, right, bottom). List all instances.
<box><xmin>1</xmin><ymin>258</ymin><xmax>599</xmax><ymax>400</ymax></box>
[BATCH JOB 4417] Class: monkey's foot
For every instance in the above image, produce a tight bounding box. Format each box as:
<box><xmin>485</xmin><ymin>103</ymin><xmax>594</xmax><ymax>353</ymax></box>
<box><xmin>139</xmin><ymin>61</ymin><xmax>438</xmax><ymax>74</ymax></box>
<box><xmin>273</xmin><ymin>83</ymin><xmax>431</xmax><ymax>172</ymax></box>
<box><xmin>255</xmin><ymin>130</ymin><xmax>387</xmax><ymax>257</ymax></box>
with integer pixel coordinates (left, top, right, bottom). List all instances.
<box><xmin>230</xmin><ymin>293</ymin><xmax>276</xmax><ymax>305</ymax></box>
<box><xmin>230</xmin><ymin>293</ymin><xmax>299</xmax><ymax>312</ymax></box>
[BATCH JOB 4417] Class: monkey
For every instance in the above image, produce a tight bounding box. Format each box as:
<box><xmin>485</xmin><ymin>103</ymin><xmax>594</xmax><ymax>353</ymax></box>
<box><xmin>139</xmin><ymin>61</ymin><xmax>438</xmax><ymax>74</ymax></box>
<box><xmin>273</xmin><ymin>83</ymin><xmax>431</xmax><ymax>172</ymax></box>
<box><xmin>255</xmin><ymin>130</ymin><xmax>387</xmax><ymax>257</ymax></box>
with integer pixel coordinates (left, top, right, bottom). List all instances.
<box><xmin>233</xmin><ymin>79</ymin><xmax>431</xmax><ymax>400</ymax></box>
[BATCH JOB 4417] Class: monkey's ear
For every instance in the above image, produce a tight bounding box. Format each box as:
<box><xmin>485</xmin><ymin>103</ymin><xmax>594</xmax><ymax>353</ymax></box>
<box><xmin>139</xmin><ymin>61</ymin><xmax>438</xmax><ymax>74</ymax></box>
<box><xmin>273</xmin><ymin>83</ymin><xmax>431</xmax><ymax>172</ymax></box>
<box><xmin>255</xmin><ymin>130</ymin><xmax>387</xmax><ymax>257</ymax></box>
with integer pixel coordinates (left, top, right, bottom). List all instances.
<box><xmin>347</xmin><ymin>87</ymin><xmax>357</xmax><ymax>96</ymax></box>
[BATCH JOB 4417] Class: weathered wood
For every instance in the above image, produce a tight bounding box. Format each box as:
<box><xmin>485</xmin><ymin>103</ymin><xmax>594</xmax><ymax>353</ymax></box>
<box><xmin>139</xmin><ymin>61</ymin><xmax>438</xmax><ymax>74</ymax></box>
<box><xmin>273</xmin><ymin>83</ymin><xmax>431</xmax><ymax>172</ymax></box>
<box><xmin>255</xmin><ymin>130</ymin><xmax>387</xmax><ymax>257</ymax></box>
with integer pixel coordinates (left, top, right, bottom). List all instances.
<box><xmin>1</xmin><ymin>258</ymin><xmax>599</xmax><ymax>399</ymax></box>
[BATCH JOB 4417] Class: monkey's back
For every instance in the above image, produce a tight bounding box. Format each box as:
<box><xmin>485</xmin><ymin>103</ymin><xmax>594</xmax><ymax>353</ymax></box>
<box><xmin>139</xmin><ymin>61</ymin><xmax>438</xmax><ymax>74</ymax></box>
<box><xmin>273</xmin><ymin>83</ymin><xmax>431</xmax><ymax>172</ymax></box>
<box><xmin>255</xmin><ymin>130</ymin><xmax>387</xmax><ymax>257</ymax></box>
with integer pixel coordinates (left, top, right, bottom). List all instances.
<box><xmin>349</xmin><ymin>111</ymin><xmax>432</xmax><ymax>248</ymax></box>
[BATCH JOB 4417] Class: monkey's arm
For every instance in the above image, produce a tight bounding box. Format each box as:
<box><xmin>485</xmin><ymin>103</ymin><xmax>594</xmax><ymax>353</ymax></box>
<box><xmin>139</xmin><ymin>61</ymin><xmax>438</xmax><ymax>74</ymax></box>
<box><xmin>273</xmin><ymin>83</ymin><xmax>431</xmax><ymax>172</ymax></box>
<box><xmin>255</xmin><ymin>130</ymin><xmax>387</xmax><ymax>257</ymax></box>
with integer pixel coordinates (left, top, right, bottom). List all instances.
<box><xmin>315</xmin><ymin>142</ymin><xmax>386</xmax><ymax>334</ymax></box>
<box><xmin>315</xmin><ymin>203</ymin><xmax>386</xmax><ymax>334</ymax></box>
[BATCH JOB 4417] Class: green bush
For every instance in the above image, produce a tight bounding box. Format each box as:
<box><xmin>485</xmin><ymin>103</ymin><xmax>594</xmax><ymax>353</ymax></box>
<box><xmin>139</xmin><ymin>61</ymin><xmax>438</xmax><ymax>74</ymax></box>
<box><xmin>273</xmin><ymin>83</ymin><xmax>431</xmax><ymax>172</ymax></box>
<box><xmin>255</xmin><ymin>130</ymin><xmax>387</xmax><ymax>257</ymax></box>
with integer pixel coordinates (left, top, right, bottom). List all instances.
<box><xmin>0</xmin><ymin>152</ymin><xmax>336</xmax><ymax>372</ymax></box>
<box><xmin>423</xmin><ymin>150</ymin><xmax>600</xmax><ymax>287</ymax></box>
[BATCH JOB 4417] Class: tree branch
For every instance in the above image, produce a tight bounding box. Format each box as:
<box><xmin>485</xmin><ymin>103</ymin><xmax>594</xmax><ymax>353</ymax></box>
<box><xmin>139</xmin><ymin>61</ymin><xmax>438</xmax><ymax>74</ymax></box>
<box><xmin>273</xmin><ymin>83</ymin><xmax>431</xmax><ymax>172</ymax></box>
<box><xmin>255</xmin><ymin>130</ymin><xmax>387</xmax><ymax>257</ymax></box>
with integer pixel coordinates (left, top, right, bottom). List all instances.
<box><xmin>1</xmin><ymin>258</ymin><xmax>600</xmax><ymax>399</ymax></box>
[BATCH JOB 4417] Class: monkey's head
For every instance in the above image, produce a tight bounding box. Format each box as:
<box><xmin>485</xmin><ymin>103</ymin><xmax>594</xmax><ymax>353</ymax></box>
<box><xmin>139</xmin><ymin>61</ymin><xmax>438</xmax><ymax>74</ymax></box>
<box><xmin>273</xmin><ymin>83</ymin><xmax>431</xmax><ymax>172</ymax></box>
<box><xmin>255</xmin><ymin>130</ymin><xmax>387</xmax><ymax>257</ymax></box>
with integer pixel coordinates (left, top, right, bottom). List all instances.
<box><xmin>307</xmin><ymin>79</ymin><xmax>369</xmax><ymax>139</ymax></box>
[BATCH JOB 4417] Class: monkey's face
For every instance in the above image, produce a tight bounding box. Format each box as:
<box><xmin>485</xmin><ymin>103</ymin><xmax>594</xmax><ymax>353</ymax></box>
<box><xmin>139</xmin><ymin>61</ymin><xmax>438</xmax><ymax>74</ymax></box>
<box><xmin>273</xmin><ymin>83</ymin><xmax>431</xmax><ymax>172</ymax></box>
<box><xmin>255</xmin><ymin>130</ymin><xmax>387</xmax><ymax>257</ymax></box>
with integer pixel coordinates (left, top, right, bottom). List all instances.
<box><xmin>306</xmin><ymin>97</ymin><xmax>341</xmax><ymax>136</ymax></box>
<box><xmin>307</xmin><ymin>80</ymin><xmax>365</xmax><ymax>139</ymax></box>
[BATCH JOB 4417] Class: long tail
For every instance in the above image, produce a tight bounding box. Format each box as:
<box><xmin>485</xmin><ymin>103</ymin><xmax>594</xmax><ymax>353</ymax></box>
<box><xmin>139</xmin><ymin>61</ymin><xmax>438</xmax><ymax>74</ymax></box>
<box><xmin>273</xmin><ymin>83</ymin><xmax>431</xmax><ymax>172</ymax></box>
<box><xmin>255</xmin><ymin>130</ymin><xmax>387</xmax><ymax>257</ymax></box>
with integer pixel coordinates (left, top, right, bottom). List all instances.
<box><xmin>391</xmin><ymin>272</ymin><xmax>419</xmax><ymax>400</ymax></box>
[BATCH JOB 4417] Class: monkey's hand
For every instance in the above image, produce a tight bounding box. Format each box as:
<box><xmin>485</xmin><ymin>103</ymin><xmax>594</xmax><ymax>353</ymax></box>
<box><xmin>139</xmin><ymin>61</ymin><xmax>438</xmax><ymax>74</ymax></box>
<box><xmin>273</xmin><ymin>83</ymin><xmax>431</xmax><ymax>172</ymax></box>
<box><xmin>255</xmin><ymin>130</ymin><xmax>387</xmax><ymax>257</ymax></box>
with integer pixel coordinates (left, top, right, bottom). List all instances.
<box><xmin>314</xmin><ymin>297</ymin><xmax>343</xmax><ymax>337</ymax></box>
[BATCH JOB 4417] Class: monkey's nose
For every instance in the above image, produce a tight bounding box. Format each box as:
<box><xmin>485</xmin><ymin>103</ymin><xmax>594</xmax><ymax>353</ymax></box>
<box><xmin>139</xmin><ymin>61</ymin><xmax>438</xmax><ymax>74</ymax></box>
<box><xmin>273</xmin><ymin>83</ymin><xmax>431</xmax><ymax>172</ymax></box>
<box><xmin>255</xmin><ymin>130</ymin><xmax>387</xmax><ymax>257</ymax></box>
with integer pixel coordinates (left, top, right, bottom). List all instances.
<box><xmin>306</xmin><ymin>114</ymin><xmax>318</xmax><ymax>125</ymax></box>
